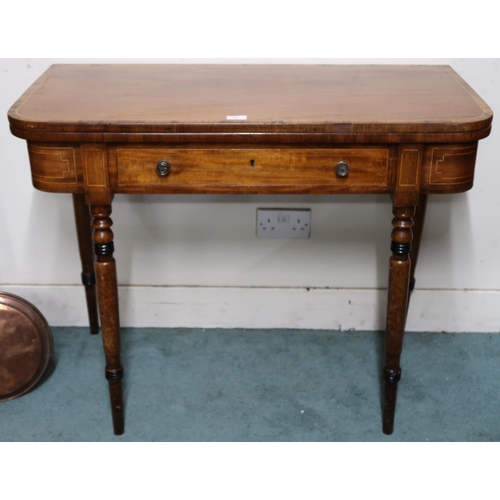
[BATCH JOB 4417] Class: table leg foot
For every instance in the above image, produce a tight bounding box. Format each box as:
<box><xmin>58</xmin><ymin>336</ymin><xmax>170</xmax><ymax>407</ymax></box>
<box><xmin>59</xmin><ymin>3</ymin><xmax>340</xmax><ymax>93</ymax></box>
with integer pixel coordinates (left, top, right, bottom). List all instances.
<box><xmin>382</xmin><ymin>368</ymin><xmax>401</xmax><ymax>435</ymax></box>
<box><xmin>106</xmin><ymin>368</ymin><xmax>124</xmax><ymax>435</ymax></box>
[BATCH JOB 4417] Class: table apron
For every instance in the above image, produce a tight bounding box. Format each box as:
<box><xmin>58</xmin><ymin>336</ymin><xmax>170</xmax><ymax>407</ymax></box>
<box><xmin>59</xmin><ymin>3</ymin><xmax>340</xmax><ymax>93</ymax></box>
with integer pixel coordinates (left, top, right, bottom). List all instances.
<box><xmin>24</xmin><ymin>142</ymin><xmax>478</xmax><ymax>197</ymax></box>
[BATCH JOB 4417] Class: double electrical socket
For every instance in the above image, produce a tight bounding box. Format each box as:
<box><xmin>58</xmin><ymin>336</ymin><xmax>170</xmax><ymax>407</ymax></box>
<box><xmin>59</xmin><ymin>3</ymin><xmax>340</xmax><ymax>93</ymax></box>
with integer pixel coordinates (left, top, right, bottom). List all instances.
<box><xmin>257</xmin><ymin>209</ymin><xmax>311</xmax><ymax>238</ymax></box>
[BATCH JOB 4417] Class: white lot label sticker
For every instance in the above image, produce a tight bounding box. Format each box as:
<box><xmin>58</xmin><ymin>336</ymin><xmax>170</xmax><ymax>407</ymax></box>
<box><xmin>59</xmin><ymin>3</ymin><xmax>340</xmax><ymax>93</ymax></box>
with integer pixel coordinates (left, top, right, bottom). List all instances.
<box><xmin>226</xmin><ymin>115</ymin><xmax>247</xmax><ymax>120</ymax></box>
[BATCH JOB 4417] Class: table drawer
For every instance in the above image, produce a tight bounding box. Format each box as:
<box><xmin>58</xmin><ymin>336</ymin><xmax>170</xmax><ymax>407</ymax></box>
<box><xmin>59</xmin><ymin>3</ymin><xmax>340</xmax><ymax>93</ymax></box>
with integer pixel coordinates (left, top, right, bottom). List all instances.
<box><xmin>115</xmin><ymin>148</ymin><xmax>391</xmax><ymax>191</ymax></box>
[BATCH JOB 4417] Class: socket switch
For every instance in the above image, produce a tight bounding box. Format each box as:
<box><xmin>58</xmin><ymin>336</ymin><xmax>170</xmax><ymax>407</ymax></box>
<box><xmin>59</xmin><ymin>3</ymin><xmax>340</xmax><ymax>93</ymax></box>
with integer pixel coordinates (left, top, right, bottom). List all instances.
<box><xmin>257</xmin><ymin>209</ymin><xmax>311</xmax><ymax>238</ymax></box>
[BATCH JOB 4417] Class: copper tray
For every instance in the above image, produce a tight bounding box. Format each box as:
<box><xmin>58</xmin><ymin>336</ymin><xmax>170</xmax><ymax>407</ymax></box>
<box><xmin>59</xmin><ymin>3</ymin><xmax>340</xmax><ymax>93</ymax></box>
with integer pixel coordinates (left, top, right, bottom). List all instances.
<box><xmin>0</xmin><ymin>292</ymin><xmax>53</xmax><ymax>401</ymax></box>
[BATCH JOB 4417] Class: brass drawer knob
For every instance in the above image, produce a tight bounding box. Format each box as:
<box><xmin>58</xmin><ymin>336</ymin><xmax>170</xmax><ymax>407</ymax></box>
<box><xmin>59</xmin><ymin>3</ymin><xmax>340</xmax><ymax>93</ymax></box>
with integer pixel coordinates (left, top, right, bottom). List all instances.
<box><xmin>156</xmin><ymin>160</ymin><xmax>171</xmax><ymax>177</ymax></box>
<box><xmin>336</xmin><ymin>161</ymin><xmax>349</xmax><ymax>177</ymax></box>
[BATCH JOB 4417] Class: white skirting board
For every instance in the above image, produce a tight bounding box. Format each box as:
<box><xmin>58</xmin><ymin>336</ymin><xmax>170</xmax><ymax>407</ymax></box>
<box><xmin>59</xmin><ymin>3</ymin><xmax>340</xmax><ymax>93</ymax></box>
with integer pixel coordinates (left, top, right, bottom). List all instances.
<box><xmin>2</xmin><ymin>285</ymin><xmax>499</xmax><ymax>333</ymax></box>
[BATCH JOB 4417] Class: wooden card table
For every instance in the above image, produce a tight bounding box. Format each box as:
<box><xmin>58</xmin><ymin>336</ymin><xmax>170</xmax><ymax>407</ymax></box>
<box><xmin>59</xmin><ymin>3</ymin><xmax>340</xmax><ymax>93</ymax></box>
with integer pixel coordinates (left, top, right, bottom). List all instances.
<box><xmin>8</xmin><ymin>64</ymin><xmax>493</xmax><ymax>435</ymax></box>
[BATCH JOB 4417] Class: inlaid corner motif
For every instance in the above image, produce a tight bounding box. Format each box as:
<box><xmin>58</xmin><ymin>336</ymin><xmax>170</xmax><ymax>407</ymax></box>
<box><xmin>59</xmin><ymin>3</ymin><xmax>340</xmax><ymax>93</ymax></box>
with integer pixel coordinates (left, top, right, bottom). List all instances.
<box><xmin>28</xmin><ymin>145</ymin><xmax>78</xmax><ymax>184</ymax></box>
<box><xmin>429</xmin><ymin>145</ymin><xmax>477</xmax><ymax>185</ymax></box>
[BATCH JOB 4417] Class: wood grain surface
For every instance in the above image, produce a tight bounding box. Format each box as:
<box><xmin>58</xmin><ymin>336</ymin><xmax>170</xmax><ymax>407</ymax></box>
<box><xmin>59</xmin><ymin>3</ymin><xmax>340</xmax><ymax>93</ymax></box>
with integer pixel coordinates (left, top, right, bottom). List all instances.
<box><xmin>8</xmin><ymin>65</ymin><xmax>493</xmax><ymax>139</ymax></box>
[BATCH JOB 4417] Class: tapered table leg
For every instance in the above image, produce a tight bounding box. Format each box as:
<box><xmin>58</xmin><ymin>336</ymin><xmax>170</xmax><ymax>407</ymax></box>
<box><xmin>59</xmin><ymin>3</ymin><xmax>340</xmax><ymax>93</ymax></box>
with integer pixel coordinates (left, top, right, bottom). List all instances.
<box><xmin>72</xmin><ymin>194</ymin><xmax>99</xmax><ymax>334</ymax></box>
<box><xmin>409</xmin><ymin>194</ymin><xmax>428</xmax><ymax>294</ymax></box>
<box><xmin>383</xmin><ymin>205</ymin><xmax>415</xmax><ymax>435</ymax></box>
<box><xmin>91</xmin><ymin>204</ymin><xmax>124</xmax><ymax>435</ymax></box>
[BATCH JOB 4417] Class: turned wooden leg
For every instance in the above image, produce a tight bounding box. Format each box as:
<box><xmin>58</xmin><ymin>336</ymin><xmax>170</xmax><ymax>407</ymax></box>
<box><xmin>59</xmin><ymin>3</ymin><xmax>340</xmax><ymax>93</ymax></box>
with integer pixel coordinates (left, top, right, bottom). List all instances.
<box><xmin>73</xmin><ymin>194</ymin><xmax>100</xmax><ymax>334</ymax></box>
<box><xmin>383</xmin><ymin>205</ymin><xmax>415</xmax><ymax>435</ymax></box>
<box><xmin>409</xmin><ymin>194</ymin><xmax>428</xmax><ymax>294</ymax></box>
<box><xmin>91</xmin><ymin>204</ymin><xmax>124</xmax><ymax>435</ymax></box>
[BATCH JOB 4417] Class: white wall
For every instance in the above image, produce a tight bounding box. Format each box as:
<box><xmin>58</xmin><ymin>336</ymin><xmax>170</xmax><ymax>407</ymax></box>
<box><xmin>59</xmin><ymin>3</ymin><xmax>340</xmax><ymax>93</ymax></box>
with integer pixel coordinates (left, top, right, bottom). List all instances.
<box><xmin>1</xmin><ymin>58</ymin><xmax>499</xmax><ymax>331</ymax></box>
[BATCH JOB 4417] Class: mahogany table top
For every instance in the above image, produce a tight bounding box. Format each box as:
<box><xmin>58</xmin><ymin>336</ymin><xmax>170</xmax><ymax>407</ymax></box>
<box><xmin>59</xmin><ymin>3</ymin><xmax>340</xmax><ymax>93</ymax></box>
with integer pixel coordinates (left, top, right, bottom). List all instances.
<box><xmin>8</xmin><ymin>64</ymin><xmax>493</xmax><ymax>139</ymax></box>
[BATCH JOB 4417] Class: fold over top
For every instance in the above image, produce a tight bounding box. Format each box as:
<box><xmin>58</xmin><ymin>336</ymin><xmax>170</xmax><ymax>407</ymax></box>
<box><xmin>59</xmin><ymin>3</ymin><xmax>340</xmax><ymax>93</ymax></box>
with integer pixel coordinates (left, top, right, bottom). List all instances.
<box><xmin>8</xmin><ymin>64</ymin><xmax>493</xmax><ymax>138</ymax></box>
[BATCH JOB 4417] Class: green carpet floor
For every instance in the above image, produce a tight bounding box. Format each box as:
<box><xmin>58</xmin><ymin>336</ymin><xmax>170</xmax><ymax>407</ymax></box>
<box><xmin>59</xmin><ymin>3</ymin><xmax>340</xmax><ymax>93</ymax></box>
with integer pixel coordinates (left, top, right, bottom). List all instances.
<box><xmin>2</xmin><ymin>327</ymin><xmax>499</xmax><ymax>441</ymax></box>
